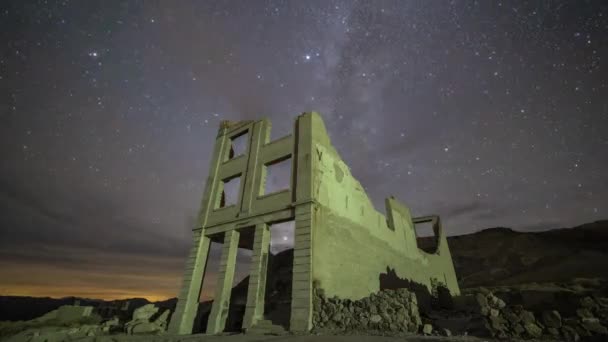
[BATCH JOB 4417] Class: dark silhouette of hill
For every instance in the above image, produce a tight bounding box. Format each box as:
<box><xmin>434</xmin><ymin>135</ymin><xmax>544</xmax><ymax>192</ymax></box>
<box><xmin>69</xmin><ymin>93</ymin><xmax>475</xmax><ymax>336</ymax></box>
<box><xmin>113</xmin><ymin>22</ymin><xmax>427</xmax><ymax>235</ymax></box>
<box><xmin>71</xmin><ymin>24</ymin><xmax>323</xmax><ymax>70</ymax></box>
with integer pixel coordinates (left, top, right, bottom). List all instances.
<box><xmin>422</xmin><ymin>219</ymin><xmax>608</xmax><ymax>288</ymax></box>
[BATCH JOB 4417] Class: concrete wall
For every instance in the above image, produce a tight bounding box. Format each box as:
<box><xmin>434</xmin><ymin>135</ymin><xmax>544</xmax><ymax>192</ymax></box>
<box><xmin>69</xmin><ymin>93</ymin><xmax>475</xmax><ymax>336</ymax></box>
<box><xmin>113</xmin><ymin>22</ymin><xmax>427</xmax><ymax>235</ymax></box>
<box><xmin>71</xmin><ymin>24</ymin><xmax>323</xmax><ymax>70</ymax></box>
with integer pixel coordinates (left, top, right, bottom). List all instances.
<box><xmin>306</xmin><ymin>113</ymin><xmax>460</xmax><ymax>300</ymax></box>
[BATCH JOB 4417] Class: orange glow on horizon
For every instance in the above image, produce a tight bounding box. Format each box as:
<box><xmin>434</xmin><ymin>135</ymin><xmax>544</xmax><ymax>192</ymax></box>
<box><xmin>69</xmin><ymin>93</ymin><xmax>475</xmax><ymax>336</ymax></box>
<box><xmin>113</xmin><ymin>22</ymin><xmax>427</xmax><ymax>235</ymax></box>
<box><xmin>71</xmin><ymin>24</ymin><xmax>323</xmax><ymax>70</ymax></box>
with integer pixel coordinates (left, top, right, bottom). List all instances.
<box><xmin>1</xmin><ymin>284</ymin><xmax>216</xmax><ymax>303</ymax></box>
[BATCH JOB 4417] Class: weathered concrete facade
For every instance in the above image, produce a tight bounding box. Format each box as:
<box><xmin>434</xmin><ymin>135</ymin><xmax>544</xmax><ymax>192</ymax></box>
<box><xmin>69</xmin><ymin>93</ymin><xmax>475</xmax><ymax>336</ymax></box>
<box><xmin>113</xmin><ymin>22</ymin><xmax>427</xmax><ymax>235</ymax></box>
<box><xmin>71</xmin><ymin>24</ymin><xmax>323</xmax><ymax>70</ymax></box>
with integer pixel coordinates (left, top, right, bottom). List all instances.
<box><xmin>168</xmin><ymin>112</ymin><xmax>460</xmax><ymax>335</ymax></box>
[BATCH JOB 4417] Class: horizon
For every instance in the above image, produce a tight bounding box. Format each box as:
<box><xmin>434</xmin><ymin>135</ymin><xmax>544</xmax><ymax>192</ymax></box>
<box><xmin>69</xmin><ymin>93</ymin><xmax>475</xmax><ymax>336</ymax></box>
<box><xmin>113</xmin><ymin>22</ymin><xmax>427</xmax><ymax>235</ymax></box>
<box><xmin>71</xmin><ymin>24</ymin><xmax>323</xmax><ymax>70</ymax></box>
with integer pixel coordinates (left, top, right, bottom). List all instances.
<box><xmin>1</xmin><ymin>218</ymin><xmax>606</xmax><ymax>301</ymax></box>
<box><xmin>1</xmin><ymin>2</ymin><xmax>606</xmax><ymax>303</ymax></box>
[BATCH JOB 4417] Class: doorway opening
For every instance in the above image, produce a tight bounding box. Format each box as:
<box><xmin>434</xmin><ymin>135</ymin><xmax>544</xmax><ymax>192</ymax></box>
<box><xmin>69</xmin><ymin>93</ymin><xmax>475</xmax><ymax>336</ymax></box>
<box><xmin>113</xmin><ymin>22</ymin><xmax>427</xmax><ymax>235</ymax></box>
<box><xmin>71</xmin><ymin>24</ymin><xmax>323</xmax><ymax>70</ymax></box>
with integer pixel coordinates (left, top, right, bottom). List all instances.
<box><xmin>225</xmin><ymin>227</ymin><xmax>254</xmax><ymax>332</ymax></box>
<box><xmin>193</xmin><ymin>235</ymin><xmax>223</xmax><ymax>333</ymax></box>
<box><xmin>264</xmin><ymin>220</ymin><xmax>295</xmax><ymax>329</ymax></box>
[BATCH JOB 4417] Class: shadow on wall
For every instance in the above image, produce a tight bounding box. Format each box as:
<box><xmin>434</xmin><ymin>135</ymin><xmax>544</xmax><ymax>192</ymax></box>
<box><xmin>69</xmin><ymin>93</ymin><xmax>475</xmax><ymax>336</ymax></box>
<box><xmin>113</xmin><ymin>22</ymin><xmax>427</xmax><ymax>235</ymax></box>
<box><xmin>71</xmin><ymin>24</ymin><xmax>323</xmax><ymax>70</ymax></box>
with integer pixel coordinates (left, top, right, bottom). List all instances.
<box><xmin>379</xmin><ymin>266</ymin><xmax>453</xmax><ymax>314</ymax></box>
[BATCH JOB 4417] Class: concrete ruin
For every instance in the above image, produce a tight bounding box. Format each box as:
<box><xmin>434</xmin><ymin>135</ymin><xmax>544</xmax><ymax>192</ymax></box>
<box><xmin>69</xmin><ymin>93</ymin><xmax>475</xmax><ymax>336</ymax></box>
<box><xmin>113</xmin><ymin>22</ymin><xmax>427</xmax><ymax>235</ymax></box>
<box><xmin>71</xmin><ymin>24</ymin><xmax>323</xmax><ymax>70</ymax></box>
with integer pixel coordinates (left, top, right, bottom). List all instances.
<box><xmin>168</xmin><ymin>112</ymin><xmax>460</xmax><ymax>335</ymax></box>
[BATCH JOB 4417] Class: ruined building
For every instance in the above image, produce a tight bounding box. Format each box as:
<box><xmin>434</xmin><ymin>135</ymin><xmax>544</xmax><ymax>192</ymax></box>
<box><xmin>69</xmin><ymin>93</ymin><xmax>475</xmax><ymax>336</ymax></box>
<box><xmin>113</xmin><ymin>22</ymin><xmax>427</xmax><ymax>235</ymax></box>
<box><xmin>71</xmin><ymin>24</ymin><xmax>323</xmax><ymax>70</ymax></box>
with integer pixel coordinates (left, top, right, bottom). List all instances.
<box><xmin>168</xmin><ymin>112</ymin><xmax>460</xmax><ymax>335</ymax></box>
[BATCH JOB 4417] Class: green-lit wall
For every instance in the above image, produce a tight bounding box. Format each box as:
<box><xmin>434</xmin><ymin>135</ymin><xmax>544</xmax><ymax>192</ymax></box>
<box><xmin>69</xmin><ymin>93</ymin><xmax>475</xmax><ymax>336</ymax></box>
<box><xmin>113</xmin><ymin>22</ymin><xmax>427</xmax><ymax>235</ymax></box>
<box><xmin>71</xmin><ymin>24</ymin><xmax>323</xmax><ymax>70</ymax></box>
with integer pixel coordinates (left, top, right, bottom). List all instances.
<box><xmin>305</xmin><ymin>113</ymin><xmax>460</xmax><ymax>300</ymax></box>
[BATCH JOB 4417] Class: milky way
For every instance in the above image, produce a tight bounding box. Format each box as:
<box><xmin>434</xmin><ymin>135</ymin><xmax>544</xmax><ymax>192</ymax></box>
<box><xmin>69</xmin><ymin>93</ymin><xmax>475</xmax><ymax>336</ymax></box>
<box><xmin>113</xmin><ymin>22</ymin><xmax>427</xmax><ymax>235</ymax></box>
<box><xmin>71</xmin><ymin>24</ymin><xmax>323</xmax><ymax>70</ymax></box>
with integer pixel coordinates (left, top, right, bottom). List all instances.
<box><xmin>1</xmin><ymin>1</ymin><xmax>607</xmax><ymax>300</ymax></box>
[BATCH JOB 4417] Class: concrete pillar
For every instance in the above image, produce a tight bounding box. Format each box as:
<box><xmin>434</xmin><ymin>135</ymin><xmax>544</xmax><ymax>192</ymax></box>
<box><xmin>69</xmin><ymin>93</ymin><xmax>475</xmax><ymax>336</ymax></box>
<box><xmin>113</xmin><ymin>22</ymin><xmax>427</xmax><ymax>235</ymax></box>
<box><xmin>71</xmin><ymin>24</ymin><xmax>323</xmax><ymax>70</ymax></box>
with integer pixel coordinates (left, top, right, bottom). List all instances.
<box><xmin>242</xmin><ymin>223</ymin><xmax>271</xmax><ymax>329</ymax></box>
<box><xmin>168</xmin><ymin>230</ymin><xmax>211</xmax><ymax>334</ymax></box>
<box><xmin>169</xmin><ymin>119</ymin><xmax>230</xmax><ymax>335</ymax></box>
<box><xmin>206</xmin><ymin>229</ymin><xmax>240</xmax><ymax>334</ymax></box>
<box><xmin>290</xmin><ymin>204</ymin><xmax>314</xmax><ymax>332</ymax></box>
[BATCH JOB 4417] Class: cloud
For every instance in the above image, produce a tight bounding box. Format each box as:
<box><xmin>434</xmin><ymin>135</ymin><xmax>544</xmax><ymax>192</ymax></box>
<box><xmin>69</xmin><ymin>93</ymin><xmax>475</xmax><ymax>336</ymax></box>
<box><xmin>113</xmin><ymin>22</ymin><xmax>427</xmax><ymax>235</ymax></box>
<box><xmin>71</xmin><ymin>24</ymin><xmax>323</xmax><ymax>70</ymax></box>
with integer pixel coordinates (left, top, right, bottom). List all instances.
<box><xmin>443</xmin><ymin>201</ymin><xmax>486</xmax><ymax>218</ymax></box>
<box><xmin>0</xmin><ymin>174</ymin><xmax>191</xmax><ymax>262</ymax></box>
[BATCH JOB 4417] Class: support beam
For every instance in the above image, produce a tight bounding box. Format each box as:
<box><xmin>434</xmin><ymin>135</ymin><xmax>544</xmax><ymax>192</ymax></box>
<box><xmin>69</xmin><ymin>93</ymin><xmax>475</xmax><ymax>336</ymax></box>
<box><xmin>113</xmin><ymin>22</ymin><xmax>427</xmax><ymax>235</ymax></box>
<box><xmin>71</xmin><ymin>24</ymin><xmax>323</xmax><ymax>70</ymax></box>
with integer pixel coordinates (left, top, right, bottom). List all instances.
<box><xmin>206</xmin><ymin>230</ymin><xmax>240</xmax><ymax>334</ymax></box>
<box><xmin>167</xmin><ymin>231</ymin><xmax>211</xmax><ymax>334</ymax></box>
<box><xmin>289</xmin><ymin>204</ymin><xmax>314</xmax><ymax>332</ymax></box>
<box><xmin>242</xmin><ymin>223</ymin><xmax>271</xmax><ymax>329</ymax></box>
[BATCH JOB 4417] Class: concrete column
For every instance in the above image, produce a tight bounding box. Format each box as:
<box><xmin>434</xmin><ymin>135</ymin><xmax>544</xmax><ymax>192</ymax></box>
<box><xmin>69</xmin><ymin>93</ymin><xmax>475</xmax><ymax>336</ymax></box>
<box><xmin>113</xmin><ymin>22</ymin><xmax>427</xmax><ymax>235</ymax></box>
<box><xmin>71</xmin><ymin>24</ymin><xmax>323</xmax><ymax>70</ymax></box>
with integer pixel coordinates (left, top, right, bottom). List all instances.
<box><xmin>242</xmin><ymin>223</ymin><xmax>271</xmax><ymax>329</ymax></box>
<box><xmin>290</xmin><ymin>204</ymin><xmax>314</xmax><ymax>332</ymax></box>
<box><xmin>206</xmin><ymin>229</ymin><xmax>240</xmax><ymax>334</ymax></box>
<box><xmin>168</xmin><ymin>230</ymin><xmax>211</xmax><ymax>334</ymax></box>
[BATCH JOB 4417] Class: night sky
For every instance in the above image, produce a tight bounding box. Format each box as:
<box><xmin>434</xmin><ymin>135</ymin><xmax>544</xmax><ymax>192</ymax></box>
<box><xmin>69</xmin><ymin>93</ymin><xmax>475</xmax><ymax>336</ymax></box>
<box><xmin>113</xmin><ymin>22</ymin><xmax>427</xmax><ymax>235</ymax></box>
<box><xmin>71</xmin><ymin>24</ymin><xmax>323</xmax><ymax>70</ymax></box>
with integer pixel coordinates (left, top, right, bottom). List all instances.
<box><xmin>1</xmin><ymin>1</ymin><xmax>607</xmax><ymax>301</ymax></box>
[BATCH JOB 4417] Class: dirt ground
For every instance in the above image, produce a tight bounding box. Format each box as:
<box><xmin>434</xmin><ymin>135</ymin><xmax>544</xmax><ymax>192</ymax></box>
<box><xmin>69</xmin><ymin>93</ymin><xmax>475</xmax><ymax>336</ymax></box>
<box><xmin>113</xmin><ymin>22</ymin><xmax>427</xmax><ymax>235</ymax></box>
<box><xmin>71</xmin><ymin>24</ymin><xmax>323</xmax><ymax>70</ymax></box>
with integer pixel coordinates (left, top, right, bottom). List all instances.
<box><xmin>68</xmin><ymin>333</ymin><xmax>505</xmax><ymax>342</ymax></box>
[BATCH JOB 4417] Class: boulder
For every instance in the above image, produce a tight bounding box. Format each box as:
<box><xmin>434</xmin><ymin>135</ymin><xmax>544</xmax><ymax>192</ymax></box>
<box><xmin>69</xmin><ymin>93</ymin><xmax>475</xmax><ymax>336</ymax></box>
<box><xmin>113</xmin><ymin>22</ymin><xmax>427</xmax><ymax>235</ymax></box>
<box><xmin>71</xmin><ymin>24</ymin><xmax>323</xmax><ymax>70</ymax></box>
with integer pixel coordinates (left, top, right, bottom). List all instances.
<box><xmin>422</xmin><ymin>323</ymin><xmax>433</xmax><ymax>335</ymax></box>
<box><xmin>101</xmin><ymin>316</ymin><xmax>120</xmax><ymax>333</ymax></box>
<box><xmin>581</xmin><ymin>318</ymin><xmax>608</xmax><ymax>335</ymax></box>
<box><xmin>576</xmin><ymin>308</ymin><xmax>594</xmax><ymax>319</ymax></box>
<box><xmin>520</xmin><ymin>310</ymin><xmax>536</xmax><ymax>325</ymax></box>
<box><xmin>561</xmin><ymin>325</ymin><xmax>580</xmax><ymax>342</ymax></box>
<box><xmin>154</xmin><ymin>309</ymin><xmax>170</xmax><ymax>328</ymax></box>
<box><xmin>132</xmin><ymin>304</ymin><xmax>159</xmax><ymax>321</ymax></box>
<box><xmin>29</xmin><ymin>305</ymin><xmax>94</xmax><ymax>325</ymax></box>
<box><xmin>523</xmin><ymin>322</ymin><xmax>543</xmax><ymax>338</ymax></box>
<box><xmin>369</xmin><ymin>314</ymin><xmax>382</xmax><ymax>324</ymax></box>
<box><xmin>487</xmin><ymin>294</ymin><xmax>506</xmax><ymax>309</ymax></box>
<box><xmin>130</xmin><ymin>321</ymin><xmax>163</xmax><ymax>334</ymax></box>
<box><xmin>124</xmin><ymin>304</ymin><xmax>168</xmax><ymax>335</ymax></box>
<box><xmin>542</xmin><ymin>310</ymin><xmax>562</xmax><ymax>328</ymax></box>
<box><xmin>580</xmin><ymin>297</ymin><xmax>598</xmax><ymax>310</ymax></box>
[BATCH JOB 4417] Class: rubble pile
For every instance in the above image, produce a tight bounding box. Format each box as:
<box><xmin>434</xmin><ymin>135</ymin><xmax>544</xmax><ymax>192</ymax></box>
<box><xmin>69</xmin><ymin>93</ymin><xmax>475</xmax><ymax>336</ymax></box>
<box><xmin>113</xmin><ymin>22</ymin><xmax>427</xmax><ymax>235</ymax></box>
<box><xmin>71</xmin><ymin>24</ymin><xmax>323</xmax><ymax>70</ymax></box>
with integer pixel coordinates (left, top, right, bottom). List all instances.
<box><xmin>432</xmin><ymin>289</ymin><xmax>608</xmax><ymax>341</ymax></box>
<box><xmin>311</xmin><ymin>285</ymin><xmax>608</xmax><ymax>341</ymax></box>
<box><xmin>1</xmin><ymin>304</ymin><xmax>171</xmax><ymax>341</ymax></box>
<box><xmin>312</xmin><ymin>288</ymin><xmax>422</xmax><ymax>333</ymax></box>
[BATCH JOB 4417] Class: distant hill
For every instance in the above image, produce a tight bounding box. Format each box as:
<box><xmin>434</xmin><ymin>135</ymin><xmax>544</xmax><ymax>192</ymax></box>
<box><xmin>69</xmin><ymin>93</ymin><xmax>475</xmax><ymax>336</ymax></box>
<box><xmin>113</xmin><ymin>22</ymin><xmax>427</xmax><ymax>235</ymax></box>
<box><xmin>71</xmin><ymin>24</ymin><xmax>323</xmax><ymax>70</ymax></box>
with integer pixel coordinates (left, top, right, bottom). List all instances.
<box><xmin>434</xmin><ymin>219</ymin><xmax>608</xmax><ymax>288</ymax></box>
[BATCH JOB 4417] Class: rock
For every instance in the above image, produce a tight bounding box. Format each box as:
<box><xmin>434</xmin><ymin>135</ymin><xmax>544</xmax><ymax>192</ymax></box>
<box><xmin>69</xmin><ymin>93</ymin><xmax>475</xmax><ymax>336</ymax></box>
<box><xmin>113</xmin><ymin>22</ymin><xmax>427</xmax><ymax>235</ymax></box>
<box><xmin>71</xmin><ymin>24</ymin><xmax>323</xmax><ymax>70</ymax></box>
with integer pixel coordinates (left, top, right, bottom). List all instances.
<box><xmin>542</xmin><ymin>310</ymin><xmax>562</xmax><ymax>328</ymax></box>
<box><xmin>489</xmin><ymin>314</ymin><xmax>507</xmax><ymax>332</ymax></box>
<box><xmin>422</xmin><ymin>323</ymin><xmax>433</xmax><ymax>335</ymax></box>
<box><xmin>487</xmin><ymin>294</ymin><xmax>506</xmax><ymax>309</ymax></box>
<box><xmin>562</xmin><ymin>325</ymin><xmax>581</xmax><ymax>342</ymax></box>
<box><xmin>124</xmin><ymin>304</ymin><xmax>168</xmax><ymax>334</ymax></box>
<box><xmin>369</xmin><ymin>314</ymin><xmax>382</xmax><ymax>324</ymax></box>
<box><xmin>512</xmin><ymin>323</ymin><xmax>525</xmax><ymax>335</ymax></box>
<box><xmin>433</xmin><ymin>317</ymin><xmax>470</xmax><ymax>336</ymax></box>
<box><xmin>489</xmin><ymin>308</ymin><xmax>500</xmax><ymax>317</ymax></box>
<box><xmin>576</xmin><ymin>308</ymin><xmax>594</xmax><ymax>319</ymax></box>
<box><xmin>466</xmin><ymin>316</ymin><xmax>493</xmax><ymax>337</ymax></box>
<box><xmin>475</xmin><ymin>293</ymin><xmax>489</xmax><ymax>308</ymax></box>
<box><xmin>130</xmin><ymin>321</ymin><xmax>162</xmax><ymax>334</ymax></box>
<box><xmin>440</xmin><ymin>328</ymin><xmax>452</xmax><ymax>336</ymax></box>
<box><xmin>598</xmin><ymin>297</ymin><xmax>608</xmax><ymax>307</ymax></box>
<box><xmin>30</xmin><ymin>305</ymin><xmax>94</xmax><ymax>325</ymax></box>
<box><xmin>502</xmin><ymin>307</ymin><xmax>521</xmax><ymax>325</ymax></box>
<box><xmin>547</xmin><ymin>327</ymin><xmax>560</xmax><ymax>337</ymax></box>
<box><xmin>523</xmin><ymin>322</ymin><xmax>543</xmax><ymax>338</ymax></box>
<box><xmin>101</xmin><ymin>316</ymin><xmax>120</xmax><ymax>333</ymax></box>
<box><xmin>132</xmin><ymin>304</ymin><xmax>159</xmax><ymax>321</ymax></box>
<box><xmin>103</xmin><ymin>316</ymin><xmax>119</xmax><ymax>327</ymax></box>
<box><xmin>581</xmin><ymin>318</ymin><xmax>608</xmax><ymax>335</ymax></box>
<box><xmin>154</xmin><ymin>309</ymin><xmax>170</xmax><ymax>328</ymax></box>
<box><xmin>580</xmin><ymin>297</ymin><xmax>597</xmax><ymax>310</ymax></box>
<box><xmin>520</xmin><ymin>310</ymin><xmax>536</xmax><ymax>325</ymax></box>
